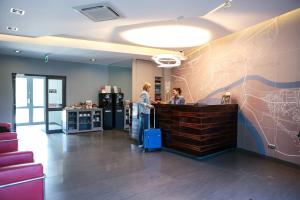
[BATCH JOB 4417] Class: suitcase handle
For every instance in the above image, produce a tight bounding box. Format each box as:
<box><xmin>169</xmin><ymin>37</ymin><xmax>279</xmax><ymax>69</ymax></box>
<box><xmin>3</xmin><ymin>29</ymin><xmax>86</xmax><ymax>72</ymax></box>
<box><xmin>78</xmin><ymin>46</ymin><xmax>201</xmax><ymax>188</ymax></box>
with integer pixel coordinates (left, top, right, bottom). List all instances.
<box><xmin>153</xmin><ymin>107</ymin><xmax>156</xmax><ymax>128</ymax></box>
<box><xmin>149</xmin><ymin>106</ymin><xmax>156</xmax><ymax>129</ymax></box>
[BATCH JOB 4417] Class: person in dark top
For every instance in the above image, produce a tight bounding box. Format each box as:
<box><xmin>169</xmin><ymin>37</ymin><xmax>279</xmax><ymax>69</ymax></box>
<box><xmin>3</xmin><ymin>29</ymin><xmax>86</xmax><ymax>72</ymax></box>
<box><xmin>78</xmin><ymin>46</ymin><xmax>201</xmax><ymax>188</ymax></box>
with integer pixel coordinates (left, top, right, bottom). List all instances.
<box><xmin>169</xmin><ymin>88</ymin><xmax>185</xmax><ymax>105</ymax></box>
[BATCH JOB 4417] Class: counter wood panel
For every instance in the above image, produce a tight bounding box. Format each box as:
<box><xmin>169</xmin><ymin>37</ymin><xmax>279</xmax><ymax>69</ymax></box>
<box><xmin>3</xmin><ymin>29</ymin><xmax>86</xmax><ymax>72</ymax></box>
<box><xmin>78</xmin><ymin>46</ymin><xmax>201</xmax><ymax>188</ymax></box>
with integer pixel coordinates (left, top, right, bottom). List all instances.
<box><xmin>155</xmin><ymin>104</ymin><xmax>238</xmax><ymax>157</ymax></box>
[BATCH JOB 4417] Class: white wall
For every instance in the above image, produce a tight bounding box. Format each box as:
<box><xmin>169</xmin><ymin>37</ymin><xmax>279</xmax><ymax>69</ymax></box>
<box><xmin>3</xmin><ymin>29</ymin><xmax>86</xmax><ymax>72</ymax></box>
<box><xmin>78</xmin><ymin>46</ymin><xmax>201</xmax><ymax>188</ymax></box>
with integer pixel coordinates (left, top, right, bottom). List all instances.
<box><xmin>0</xmin><ymin>55</ymin><xmax>109</xmax><ymax>123</ymax></box>
<box><xmin>108</xmin><ymin>66</ymin><xmax>132</xmax><ymax>100</ymax></box>
<box><xmin>170</xmin><ymin>9</ymin><xmax>300</xmax><ymax>165</ymax></box>
<box><xmin>132</xmin><ymin>59</ymin><xmax>172</xmax><ymax>102</ymax></box>
<box><xmin>132</xmin><ymin>59</ymin><xmax>163</xmax><ymax>102</ymax></box>
<box><xmin>162</xmin><ymin>68</ymin><xmax>172</xmax><ymax>102</ymax></box>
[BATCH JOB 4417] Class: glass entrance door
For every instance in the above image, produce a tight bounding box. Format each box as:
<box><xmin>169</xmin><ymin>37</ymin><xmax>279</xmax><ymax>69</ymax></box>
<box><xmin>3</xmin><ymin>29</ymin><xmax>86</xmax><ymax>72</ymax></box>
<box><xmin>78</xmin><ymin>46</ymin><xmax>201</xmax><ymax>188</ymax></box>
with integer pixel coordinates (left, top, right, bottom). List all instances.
<box><xmin>15</xmin><ymin>75</ymin><xmax>45</xmax><ymax>126</ymax></box>
<box><xmin>46</xmin><ymin>76</ymin><xmax>66</xmax><ymax>133</ymax></box>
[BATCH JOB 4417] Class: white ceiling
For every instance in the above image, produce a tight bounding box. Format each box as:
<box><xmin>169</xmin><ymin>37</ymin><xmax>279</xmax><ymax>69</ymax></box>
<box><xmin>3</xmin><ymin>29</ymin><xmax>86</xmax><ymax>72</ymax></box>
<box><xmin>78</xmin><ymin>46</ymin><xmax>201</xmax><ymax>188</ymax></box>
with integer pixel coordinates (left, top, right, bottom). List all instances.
<box><xmin>0</xmin><ymin>0</ymin><xmax>299</xmax><ymax>66</ymax></box>
<box><xmin>0</xmin><ymin>42</ymin><xmax>133</xmax><ymax>67</ymax></box>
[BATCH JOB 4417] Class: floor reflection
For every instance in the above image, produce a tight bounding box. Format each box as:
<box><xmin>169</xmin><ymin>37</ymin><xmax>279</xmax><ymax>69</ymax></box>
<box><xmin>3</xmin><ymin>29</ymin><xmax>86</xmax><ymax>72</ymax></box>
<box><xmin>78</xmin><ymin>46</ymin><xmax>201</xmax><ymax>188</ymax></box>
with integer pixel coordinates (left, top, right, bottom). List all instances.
<box><xmin>14</xmin><ymin>126</ymin><xmax>300</xmax><ymax>200</ymax></box>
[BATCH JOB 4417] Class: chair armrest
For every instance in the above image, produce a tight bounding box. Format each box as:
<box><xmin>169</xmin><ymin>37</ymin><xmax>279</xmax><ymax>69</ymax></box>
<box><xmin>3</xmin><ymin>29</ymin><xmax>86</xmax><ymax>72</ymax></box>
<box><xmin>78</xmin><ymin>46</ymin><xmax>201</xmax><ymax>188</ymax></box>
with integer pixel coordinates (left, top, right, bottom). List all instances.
<box><xmin>0</xmin><ymin>163</ymin><xmax>45</xmax><ymax>200</ymax></box>
<box><xmin>0</xmin><ymin>133</ymin><xmax>17</xmax><ymax>140</ymax></box>
<box><xmin>0</xmin><ymin>123</ymin><xmax>11</xmax><ymax>128</ymax></box>
<box><xmin>0</xmin><ymin>123</ymin><xmax>11</xmax><ymax>133</ymax></box>
<box><xmin>0</xmin><ymin>163</ymin><xmax>44</xmax><ymax>187</ymax></box>
<box><xmin>0</xmin><ymin>151</ymin><xmax>34</xmax><ymax>167</ymax></box>
<box><xmin>0</xmin><ymin>136</ymin><xmax>18</xmax><ymax>153</ymax></box>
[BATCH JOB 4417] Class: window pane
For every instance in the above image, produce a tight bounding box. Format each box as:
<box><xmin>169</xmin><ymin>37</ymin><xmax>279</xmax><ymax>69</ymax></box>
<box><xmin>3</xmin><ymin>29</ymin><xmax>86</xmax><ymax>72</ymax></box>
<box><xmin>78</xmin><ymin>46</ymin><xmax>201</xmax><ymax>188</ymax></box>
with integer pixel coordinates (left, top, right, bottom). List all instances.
<box><xmin>16</xmin><ymin>108</ymin><xmax>29</xmax><ymax>124</ymax></box>
<box><xmin>33</xmin><ymin>108</ymin><xmax>45</xmax><ymax>123</ymax></box>
<box><xmin>49</xmin><ymin>111</ymin><xmax>62</xmax><ymax>130</ymax></box>
<box><xmin>33</xmin><ymin>78</ymin><xmax>45</xmax><ymax>107</ymax></box>
<box><xmin>16</xmin><ymin>77</ymin><xmax>28</xmax><ymax>107</ymax></box>
<box><xmin>48</xmin><ymin>79</ymin><xmax>62</xmax><ymax>108</ymax></box>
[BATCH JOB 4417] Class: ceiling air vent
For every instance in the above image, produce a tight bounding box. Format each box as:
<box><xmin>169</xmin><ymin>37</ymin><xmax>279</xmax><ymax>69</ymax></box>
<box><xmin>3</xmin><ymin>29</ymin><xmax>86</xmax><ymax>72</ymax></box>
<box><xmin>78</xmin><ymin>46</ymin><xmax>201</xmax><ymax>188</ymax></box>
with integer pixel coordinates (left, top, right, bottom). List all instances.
<box><xmin>74</xmin><ymin>3</ymin><xmax>122</xmax><ymax>22</ymax></box>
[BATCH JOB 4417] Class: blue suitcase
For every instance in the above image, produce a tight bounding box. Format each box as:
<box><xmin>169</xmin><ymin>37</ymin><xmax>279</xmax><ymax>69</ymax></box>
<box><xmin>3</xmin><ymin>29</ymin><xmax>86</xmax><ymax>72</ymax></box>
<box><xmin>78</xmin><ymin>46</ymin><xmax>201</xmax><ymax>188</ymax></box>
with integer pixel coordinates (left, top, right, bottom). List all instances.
<box><xmin>143</xmin><ymin>108</ymin><xmax>162</xmax><ymax>150</ymax></box>
<box><xmin>144</xmin><ymin>128</ymin><xmax>161</xmax><ymax>149</ymax></box>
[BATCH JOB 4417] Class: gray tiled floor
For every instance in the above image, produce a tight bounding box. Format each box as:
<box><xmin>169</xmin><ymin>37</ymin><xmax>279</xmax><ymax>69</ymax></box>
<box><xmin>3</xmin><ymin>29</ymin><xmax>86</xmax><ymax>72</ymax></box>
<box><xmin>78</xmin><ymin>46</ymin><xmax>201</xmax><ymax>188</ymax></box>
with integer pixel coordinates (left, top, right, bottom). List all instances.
<box><xmin>17</xmin><ymin>126</ymin><xmax>300</xmax><ymax>200</ymax></box>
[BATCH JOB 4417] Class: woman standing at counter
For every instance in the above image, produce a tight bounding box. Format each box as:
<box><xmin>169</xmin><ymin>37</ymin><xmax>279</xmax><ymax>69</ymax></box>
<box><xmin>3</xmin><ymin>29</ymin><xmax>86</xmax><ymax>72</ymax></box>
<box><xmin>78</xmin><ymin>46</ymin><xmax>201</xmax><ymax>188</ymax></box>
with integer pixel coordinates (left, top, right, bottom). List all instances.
<box><xmin>138</xmin><ymin>82</ymin><xmax>153</xmax><ymax>147</ymax></box>
<box><xmin>169</xmin><ymin>88</ymin><xmax>185</xmax><ymax>105</ymax></box>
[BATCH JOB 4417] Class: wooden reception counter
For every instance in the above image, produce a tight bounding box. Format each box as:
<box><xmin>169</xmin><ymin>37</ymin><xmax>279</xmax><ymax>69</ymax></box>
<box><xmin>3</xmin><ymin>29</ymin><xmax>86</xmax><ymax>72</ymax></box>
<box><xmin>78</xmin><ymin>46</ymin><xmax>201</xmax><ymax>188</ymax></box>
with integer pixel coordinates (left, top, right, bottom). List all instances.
<box><xmin>154</xmin><ymin>104</ymin><xmax>238</xmax><ymax>157</ymax></box>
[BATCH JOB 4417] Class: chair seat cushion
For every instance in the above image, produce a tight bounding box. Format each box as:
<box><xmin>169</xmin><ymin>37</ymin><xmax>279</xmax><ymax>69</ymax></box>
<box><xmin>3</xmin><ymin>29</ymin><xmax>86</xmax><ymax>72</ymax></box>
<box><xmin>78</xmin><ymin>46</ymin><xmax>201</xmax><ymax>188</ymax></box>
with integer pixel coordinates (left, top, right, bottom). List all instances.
<box><xmin>0</xmin><ymin>163</ymin><xmax>43</xmax><ymax>186</ymax></box>
<box><xmin>0</xmin><ymin>151</ymin><xmax>34</xmax><ymax>167</ymax></box>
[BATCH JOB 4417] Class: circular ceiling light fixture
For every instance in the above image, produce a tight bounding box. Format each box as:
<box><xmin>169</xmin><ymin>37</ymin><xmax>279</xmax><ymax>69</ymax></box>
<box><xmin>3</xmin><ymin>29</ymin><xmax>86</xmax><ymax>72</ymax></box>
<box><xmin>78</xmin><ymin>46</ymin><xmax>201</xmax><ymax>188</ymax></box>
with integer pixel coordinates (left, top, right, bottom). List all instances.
<box><xmin>121</xmin><ymin>25</ymin><xmax>211</xmax><ymax>48</ymax></box>
<box><xmin>152</xmin><ymin>54</ymin><xmax>182</xmax><ymax>68</ymax></box>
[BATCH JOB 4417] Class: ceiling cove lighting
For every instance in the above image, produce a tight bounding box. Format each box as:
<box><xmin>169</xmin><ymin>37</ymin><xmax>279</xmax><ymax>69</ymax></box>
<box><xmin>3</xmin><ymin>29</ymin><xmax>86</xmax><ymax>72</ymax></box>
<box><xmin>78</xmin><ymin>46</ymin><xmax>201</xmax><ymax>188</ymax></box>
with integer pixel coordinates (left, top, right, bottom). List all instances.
<box><xmin>121</xmin><ymin>25</ymin><xmax>211</xmax><ymax>48</ymax></box>
<box><xmin>152</xmin><ymin>54</ymin><xmax>182</xmax><ymax>68</ymax></box>
<box><xmin>0</xmin><ymin>34</ymin><xmax>183</xmax><ymax>59</ymax></box>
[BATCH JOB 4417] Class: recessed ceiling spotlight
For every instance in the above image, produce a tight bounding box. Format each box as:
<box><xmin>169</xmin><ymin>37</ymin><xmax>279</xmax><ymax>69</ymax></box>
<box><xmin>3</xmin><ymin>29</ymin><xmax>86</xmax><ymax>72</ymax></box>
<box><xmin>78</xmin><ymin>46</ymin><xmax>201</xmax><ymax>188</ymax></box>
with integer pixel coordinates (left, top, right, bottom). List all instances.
<box><xmin>10</xmin><ymin>8</ymin><xmax>26</xmax><ymax>15</ymax></box>
<box><xmin>91</xmin><ymin>58</ymin><xmax>96</xmax><ymax>62</ymax></box>
<box><xmin>121</xmin><ymin>25</ymin><xmax>211</xmax><ymax>48</ymax></box>
<box><xmin>223</xmin><ymin>0</ymin><xmax>233</xmax><ymax>8</ymax></box>
<box><xmin>7</xmin><ymin>26</ymin><xmax>18</xmax><ymax>31</ymax></box>
<box><xmin>14</xmin><ymin>50</ymin><xmax>21</xmax><ymax>53</ymax></box>
<box><xmin>176</xmin><ymin>16</ymin><xmax>184</xmax><ymax>21</ymax></box>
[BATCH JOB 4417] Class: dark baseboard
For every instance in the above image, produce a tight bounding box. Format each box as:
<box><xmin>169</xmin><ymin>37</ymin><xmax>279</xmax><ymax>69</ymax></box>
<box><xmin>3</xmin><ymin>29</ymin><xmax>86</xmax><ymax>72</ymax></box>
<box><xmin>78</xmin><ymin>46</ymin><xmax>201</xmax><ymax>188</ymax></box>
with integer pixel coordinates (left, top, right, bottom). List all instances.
<box><xmin>162</xmin><ymin>147</ymin><xmax>236</xmax><ymax>161</ymax></box>
<box><xmin>162</xmin><ymin>147</ymin><xmax>300</xmax><ymax>168</ymax></box>
<box><xmin>49</xmin><ymin>122</ymin><xmax>61</xmax><ymax>126</ymax></box>
<box><xmin>236</xmin><ymin>148</ymin><xmax>300</xmax><ymax>169</ymax></box>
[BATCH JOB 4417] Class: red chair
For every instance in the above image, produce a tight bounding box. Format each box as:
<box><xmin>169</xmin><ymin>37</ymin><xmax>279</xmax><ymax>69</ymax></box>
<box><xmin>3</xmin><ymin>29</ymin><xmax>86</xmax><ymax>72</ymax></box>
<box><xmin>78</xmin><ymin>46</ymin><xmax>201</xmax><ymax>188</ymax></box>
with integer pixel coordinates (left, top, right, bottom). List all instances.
<box><xmin>0</xmin><ymin>151</ymin><xmax>34</xmax><ymax>168</ymax></box>
<box><xmin>0</xmin><ymin>163</ymin><xmax>45</xmax><ymax>200</ymax></box>
<box><xmin>0</xmin><ymin>128</ymin><xmax>45</xmax><ymax>200</ymax></box>
<box><xmin>0</xmin><ymin>123</ymin><xmax>11</xmax><ymax>133</ymax></box>
<box><xmin>0</xmin><ymin>133</ymin><xmax>18</xmax><ymax>153</ymax></box>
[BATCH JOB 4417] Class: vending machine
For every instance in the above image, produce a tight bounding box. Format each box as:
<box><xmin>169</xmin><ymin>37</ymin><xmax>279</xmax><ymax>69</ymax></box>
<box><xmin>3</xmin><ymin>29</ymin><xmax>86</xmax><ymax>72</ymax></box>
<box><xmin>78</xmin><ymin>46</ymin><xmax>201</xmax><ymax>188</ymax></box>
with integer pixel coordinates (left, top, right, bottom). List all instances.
<box><xmin>99</xmin><ymin>93</ymin><xmax>113</xmax><ymax>130</ymax></box>
<box><xmin>113</xmin><ymin>93</ymin><xmax>124</xmax><ymax>129</ymax></box>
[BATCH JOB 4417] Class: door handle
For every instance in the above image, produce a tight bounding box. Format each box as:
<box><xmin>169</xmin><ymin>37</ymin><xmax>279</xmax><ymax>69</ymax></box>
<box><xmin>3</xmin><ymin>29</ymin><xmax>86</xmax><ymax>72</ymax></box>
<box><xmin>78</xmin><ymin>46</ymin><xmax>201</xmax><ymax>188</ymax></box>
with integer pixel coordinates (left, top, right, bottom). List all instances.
<box><xmin>27</xmin><ymin>98</ymin><xmax>31</xmax><ymax>104</ymax></box>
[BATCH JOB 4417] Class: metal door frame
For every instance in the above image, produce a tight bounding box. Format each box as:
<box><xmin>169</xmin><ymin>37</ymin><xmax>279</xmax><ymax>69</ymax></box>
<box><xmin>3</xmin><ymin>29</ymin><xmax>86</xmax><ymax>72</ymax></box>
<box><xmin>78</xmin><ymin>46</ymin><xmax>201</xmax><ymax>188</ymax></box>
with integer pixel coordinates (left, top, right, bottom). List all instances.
<box><xmin>12</xmin><ymin>74</ymin><xmax>46</xmax><ymax>127</ymax></box>
<box><xmin>45</xmin><ymin>76</ymin><xmax>66</xmax><ymax>134</ymax></box>
<box><xmin>12</xmin><ymin>73</ymin><xmax>66</xmax><ymax>133</ymax></box>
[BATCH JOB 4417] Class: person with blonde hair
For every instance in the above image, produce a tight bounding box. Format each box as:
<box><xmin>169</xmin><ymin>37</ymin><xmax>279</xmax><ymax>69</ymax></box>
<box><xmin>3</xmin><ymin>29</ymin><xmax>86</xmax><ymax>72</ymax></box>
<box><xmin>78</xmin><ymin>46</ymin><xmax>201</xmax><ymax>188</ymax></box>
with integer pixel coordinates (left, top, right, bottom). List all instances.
<box><xmin>138</xmin><ymin>82</ymin><xmax>153</xmax><ymax>147</ymax></box>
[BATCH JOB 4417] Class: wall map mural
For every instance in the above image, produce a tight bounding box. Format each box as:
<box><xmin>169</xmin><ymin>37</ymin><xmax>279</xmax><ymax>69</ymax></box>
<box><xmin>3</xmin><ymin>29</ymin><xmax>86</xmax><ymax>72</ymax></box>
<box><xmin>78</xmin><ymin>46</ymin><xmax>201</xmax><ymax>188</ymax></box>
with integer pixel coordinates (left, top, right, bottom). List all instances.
<box><xmin>171</xmin><ymin>9</ymin><xmax>300</xmax><ymax>165</ymax></box>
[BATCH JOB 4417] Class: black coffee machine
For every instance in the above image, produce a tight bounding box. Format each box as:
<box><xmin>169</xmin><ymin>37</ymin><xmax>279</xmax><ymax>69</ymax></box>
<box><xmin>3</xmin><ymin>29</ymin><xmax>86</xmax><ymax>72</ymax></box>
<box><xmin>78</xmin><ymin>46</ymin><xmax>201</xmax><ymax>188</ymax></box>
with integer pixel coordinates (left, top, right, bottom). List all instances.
<box><xmin>99</xmin><ymin>93</ymin><xmax>124</xmax><ymax>130</ymax></box>
<box><xmin>113</xmin><ymin>93</ymin><xmax>124</xmax><ymax>129</ymax></box>
<box><xmin>99</xmin><ymin>93</ymin><xmax>113</xmax><ymax>130</ymax></box>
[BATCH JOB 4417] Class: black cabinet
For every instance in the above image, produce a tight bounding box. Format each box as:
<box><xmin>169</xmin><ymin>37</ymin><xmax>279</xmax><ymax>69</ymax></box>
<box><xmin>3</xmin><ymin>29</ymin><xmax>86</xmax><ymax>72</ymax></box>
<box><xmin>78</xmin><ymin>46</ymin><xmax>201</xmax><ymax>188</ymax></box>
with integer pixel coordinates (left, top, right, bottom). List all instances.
<box><xmin>113</xmin><ymin>93</ymin><xmax>124</xmax><ymax>130</ymax></box>
<box><xmin>99</xmin><ymin>93</ymin><xmax>113</xmax><ymax>130</ymax></box>
<box><xmin>99</xmin><ymin>93</ymin><xmax>125</xmax><ymax>130</ymax></box>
